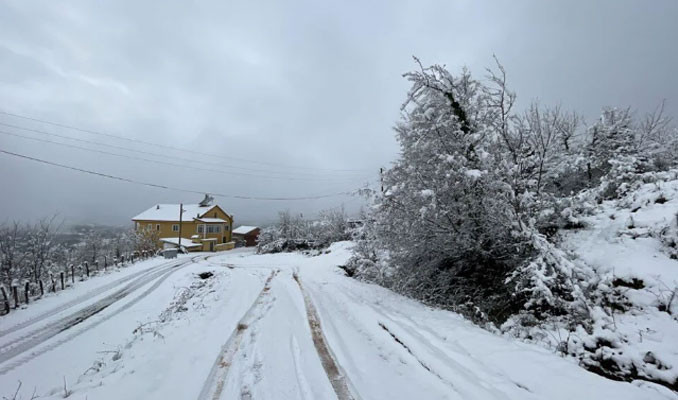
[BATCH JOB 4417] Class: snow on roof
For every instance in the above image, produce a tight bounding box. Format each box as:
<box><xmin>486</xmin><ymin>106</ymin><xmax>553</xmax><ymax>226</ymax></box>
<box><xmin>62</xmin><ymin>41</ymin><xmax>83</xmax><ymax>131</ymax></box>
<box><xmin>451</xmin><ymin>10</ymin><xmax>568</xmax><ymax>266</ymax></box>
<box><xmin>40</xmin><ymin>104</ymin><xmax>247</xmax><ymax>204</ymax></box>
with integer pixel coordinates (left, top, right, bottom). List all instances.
<box><xmin>195</xmin><ymin>218</ymin><xmax>228</xmax><ymax>223</ymax></box>
<box><xmin>233</xmin><ymin>225</ymin><xmax>259</xmax><ymax>235</ymax></box>
<box><xmin>132</xmin><ymin>204</ymin><xmax>217</xmax><ymax>222</ymax></box>
<box><xmin>159</xmin><ymin>237</ymin><xmax>202</xmax><ymax>248</ymax></box>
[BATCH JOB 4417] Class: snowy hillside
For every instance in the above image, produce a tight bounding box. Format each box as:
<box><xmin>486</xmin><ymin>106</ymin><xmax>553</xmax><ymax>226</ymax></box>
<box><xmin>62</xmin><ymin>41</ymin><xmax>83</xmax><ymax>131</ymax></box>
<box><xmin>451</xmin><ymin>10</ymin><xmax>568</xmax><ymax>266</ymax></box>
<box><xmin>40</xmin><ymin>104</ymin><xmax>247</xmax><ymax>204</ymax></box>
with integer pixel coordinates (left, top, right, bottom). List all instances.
<box><xmin>557</xmin><ymin>172</ymin><xmax>678</xmax><ymax>390</ymax></box>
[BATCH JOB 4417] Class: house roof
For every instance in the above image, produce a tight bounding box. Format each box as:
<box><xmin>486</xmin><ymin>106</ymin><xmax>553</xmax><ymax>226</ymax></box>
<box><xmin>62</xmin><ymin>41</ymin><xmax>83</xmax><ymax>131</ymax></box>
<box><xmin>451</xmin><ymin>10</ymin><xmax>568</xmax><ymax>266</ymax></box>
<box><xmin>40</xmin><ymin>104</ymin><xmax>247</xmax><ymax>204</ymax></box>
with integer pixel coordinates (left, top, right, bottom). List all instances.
<box><xmin>195</xmin><ymin>217</ymin><xmax>228</xmax><ymax>223</ymax></box>
<box><xmin>159</xmin><ymin>237</ymin><xmax>202</xmax><ymax>248</ymax></box>
<box><xmin>233</xmin><ymin>225</ymin><xmax>259</xmax><ymax>235</ymax></box>
<box><xmin>132</xmin><ymin>204</ymin><xmax>226</xmax><ymax>222</ymax></box>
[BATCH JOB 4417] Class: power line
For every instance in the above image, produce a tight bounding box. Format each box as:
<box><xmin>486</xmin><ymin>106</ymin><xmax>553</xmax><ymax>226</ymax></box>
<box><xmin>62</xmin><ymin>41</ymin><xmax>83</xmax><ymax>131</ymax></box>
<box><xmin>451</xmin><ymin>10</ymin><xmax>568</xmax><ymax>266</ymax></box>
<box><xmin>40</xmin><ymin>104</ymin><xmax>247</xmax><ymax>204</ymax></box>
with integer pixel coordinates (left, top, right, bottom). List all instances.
<box><xmin>0</xmin><ymin>129</ymin><xmax>372</xmax><ymax>184</ymax></box>
<box><xmin>0</xmin><ymin>109</ymin><xmax>370</xmax><ymax>173</ymax></box>
<box><xmin>0</xmin><ymin>121</ymin><xmax>367</xmax><ymax>178</ymax></box>
<box><xmin>0</xmin><ymin>148</ymin><xmax>363</xmax><ymax>201</ymax></box>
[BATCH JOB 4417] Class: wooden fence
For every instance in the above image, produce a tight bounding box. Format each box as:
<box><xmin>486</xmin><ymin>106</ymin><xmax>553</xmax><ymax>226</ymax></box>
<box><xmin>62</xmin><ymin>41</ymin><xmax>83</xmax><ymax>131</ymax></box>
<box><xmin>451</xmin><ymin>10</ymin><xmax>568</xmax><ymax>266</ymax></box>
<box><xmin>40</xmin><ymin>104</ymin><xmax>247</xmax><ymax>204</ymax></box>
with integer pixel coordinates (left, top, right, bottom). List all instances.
<box><xmin>0</xmin><ymin>250</ymin><xmax>155</xmax><ymax>315</ymax></box>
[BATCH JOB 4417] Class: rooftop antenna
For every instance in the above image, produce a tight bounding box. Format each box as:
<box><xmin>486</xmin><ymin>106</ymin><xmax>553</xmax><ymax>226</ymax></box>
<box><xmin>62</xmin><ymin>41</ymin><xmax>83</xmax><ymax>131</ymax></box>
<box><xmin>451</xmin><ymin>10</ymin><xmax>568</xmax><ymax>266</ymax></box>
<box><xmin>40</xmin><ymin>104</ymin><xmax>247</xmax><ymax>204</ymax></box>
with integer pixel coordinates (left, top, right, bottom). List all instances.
<box><xmin>199</xmin><ymin>193</ymin><xmax>214</xmax><ymax>207</ymax></box>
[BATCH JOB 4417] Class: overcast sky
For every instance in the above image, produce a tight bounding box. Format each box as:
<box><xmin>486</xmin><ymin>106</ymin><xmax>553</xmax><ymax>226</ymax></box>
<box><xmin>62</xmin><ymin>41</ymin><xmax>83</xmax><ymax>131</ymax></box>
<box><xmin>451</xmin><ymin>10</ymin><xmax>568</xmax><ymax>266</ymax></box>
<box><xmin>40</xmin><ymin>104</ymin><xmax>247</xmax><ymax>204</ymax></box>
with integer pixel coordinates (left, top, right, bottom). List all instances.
<box><xmin>1</xmin><ymin>0</ymin><xmax>677</xmax><ymax>227</ymax></box>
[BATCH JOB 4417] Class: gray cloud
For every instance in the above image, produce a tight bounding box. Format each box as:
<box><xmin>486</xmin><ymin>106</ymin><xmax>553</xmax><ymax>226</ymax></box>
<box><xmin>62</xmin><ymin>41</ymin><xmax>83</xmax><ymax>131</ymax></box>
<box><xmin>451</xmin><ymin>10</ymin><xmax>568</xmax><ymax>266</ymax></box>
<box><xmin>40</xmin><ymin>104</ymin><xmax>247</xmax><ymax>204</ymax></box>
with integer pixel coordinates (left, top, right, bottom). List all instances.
<box><xmin>1</xmin><ymin>0</ymin><xmax>676</xmax><ymax>226</ymax></box>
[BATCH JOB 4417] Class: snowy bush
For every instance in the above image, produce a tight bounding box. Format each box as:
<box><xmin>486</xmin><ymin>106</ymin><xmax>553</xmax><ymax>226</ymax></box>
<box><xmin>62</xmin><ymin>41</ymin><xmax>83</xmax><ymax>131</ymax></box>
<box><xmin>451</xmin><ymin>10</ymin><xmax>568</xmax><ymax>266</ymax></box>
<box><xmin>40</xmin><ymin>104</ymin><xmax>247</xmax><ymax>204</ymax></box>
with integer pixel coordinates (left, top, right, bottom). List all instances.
<box><xmin>350</xmin><ymin>58</ymin><xmax>585</xmax><ymax>324</ymax></box>
<box><xmin>132</xmin><ymin>225</ymin><xmax>159</xmax><ymax>254</ymax></box>
<box><xmin>257</xmin><ymin>208</ymin><xmax>353</xmax><ymax>254</ymax></box>
<box><xmin>658</xmin><ymin>212</ymin><xmax>678</xmax><ymax>260</ymax></box>
<box><xmin>350</xmin><ymin>57</ymin><xmax>678</xmax><ymax>388</ymax></box>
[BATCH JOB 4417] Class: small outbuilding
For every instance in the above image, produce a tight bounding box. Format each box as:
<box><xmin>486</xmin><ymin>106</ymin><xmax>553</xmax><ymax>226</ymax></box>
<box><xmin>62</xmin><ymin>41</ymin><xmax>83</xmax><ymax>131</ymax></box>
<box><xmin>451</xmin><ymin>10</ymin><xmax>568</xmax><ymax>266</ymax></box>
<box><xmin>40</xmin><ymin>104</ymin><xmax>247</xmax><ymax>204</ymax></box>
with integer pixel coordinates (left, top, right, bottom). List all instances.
<box><xmin>232</xmin><ymin>226</ymin><xmax>261</xmax><ymax>247</ymax></box>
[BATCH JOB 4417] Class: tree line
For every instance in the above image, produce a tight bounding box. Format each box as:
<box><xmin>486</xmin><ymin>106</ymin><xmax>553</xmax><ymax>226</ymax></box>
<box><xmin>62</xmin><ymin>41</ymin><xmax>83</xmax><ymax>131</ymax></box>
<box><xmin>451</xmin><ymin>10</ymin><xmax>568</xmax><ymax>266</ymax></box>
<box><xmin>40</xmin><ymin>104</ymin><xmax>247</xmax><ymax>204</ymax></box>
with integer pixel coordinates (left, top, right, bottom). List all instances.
<box><xmin>0</xmin><ymin>218</ymin><xmax>156</xmax><ymax>311</ymax></box>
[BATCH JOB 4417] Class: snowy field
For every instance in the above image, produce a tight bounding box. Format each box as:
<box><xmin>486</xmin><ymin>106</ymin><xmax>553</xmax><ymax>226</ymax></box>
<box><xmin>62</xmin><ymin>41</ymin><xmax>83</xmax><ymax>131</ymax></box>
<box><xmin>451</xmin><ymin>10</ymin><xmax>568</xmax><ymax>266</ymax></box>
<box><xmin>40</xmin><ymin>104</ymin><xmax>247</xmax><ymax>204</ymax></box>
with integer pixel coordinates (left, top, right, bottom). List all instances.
<box><xmin>0</xmin><ymin>244</ymin><xmax>675</xmax><ymax>399</ymax></box>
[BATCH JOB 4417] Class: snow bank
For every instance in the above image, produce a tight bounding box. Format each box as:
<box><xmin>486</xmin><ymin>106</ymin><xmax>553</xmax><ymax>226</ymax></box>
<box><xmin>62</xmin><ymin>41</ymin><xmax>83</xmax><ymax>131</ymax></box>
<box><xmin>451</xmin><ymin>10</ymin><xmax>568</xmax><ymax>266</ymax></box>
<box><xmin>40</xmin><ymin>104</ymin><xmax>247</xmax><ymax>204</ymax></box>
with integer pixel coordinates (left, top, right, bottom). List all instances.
<box><xmin>509</xmin><ymin>172</ymin><xmax>678</xmax><ymax>392</ymax></box>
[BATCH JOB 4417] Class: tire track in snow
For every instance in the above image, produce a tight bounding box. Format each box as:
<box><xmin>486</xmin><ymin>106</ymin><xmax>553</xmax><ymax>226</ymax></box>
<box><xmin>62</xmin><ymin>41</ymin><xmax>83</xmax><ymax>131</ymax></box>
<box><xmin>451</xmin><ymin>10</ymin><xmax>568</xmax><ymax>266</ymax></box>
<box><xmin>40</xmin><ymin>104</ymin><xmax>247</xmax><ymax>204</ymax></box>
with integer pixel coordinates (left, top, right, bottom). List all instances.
<box><xmin>376</xmin><ymin>308</ymin><xmax>533</xmax><ymax>396</ymax></box>
<box><xmin>293</xmin><ymin>273</ymin><xmax>357</xmax><ymax>400</ymax></box>
<box><xmin>290</xmin><ymin>335</ymin><xmax>314</xmax><ymax>400</ymax></box>
<box><xmin>299</xmin><ymin>278</ymin><xmax>469</xmax><ymax>400</ymax></box>
<box><xmin>376</xmin><ymin>321</ymin><xmax>518</xmax><ymax>399</ymax></box>
<box><xmin>378</xmin><ymin>322</ymin><xmax>458</xmax><ymax>387</ymax></box>
<box><xmin>197</xmin><ymin>270</ymin><xmax>278</xmax><ymax>400</ymax></box>
<box><xmin>0</xmin><ymin>260</ymin><xmax>184</xmax><ymax>353</ymax></box>
<box><xmin>0</xmin><ymin>257</ymin><xmax>197</xmax><ymax>374</ymax></box>
<box><xmin>361</xmin><ymin>296</ymin><xmax>528</xmax><ymax>398</ymax></box>
<box><xmin>0</xmin><ymin>259</ymin><xmax>178</xmax><ymax>337</ymax></box>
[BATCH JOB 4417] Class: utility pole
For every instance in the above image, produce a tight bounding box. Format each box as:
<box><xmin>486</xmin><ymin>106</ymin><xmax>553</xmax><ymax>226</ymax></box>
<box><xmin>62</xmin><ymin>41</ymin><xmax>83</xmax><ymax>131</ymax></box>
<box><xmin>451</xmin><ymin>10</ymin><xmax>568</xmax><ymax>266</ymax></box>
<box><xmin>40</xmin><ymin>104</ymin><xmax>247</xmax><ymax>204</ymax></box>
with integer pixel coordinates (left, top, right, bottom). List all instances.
<box><xmin>178</xmin><ymin>203</ymin><xmax>183</xmax><ymax>250</ymax></box>
<box><xmin>380</xmin><ymin>167</ymin><xmax>384</xmax><ymax>193</ymax></box>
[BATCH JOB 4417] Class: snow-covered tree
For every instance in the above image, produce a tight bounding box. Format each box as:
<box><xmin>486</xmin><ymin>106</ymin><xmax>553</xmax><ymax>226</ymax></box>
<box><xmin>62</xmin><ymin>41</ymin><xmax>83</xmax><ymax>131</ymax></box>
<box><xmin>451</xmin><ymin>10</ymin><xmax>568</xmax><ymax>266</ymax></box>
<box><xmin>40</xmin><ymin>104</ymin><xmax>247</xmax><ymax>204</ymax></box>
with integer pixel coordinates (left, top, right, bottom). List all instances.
<box><xmin>350</xmin><ymin>58</ymin><xmax>678</xmax><ymax>325</ymax></box>
<box><xmin>26</xmin><ymin>216</ymin><xmax>60</xmax><ymax>285</ymax></box>
<box><xmin>132</xmin><ymin>226</ymin><xmax>158</xmax><ymax>254</ymax></box>
<box><xmin>351</xmin><ymin>59</ymin><xmax>550</xmax><ymax>323</ymax></box>
<box><xmin>586</xmin><ymin>107</ymin><xmax>637</xmax><ymax>183</ymax></box>
<box><xmin>257</xmin><ymin>207</ymin><xmax>353</xmax><ymax>253</ymax></box>
<box><xmin>315</xmin><ymin>206</ymin><xmax>352</xmax><ymax>244</ymax></box>
<box><xmin>0</xmin><ymin>222</ymin><xmax>29</xmax><ymax>289</ymax></box>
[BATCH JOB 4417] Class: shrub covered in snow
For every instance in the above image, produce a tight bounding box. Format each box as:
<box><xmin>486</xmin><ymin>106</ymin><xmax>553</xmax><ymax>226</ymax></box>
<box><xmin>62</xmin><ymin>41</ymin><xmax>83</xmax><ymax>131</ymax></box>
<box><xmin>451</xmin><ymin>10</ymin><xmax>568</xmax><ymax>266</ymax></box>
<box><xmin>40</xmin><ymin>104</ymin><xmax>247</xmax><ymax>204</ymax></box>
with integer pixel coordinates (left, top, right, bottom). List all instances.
<box><xmin>504</xmin><ymin>174</ymin><xmax>678</xmax><ymax>390</ymax></box>
<box><xmin>257</xmin><ymin>208</ymin><xmax>353</xmax><ymax>254</ymax></box>
<box><xmin>350</xmin><ymin>58</ymin><xmax>595</xmax><ymax>324</ymax></box>
<box><xmin>350</xmin><ymin>58</ymin><xmax>678</xmax><ymax>389</ymax></box>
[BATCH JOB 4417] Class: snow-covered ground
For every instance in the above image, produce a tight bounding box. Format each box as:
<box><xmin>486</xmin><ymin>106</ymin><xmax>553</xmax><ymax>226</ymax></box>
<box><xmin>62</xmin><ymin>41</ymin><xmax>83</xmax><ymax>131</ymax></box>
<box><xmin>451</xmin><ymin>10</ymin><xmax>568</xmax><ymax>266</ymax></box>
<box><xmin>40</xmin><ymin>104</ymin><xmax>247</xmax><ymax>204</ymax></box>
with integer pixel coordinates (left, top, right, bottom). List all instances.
<box><xmin>558</xmin><ymin>175</ymin><xmax>678</xmax><ymax>390</ymax></box>
<box><xmin>1</xmin><ymin>244</ymin><xmax>675</xmax><ymax>399</ymax></box>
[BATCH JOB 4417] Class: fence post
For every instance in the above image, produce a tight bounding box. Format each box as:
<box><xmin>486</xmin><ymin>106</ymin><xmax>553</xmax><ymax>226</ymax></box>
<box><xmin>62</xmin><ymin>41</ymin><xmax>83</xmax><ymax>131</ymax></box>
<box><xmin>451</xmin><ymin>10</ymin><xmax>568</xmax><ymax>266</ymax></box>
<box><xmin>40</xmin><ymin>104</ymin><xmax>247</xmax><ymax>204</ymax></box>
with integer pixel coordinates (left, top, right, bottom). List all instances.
<box><xmin>104</xmin><ymin>256</ymin><xmax>107</xmax><ymax>271</ymax></box>
<box><xmin>70</xmin><ymin>264</ymin><xmax>75</xmax><ymax>284</ymax></box>
<box><xmin>94</xmin><ymin>260</ymin><xmax>99</xmax><ymax>273</ymax></box>
<box><xmin>84</xmin><ymin>261</ymin><xmax>90</xmax><ymax>278</ymax></box>
<box><xmin>12</xmin><ymin>285</ymin><xmax>19</xmax><ymax>309</ymax></box>
<box><xmin>51</xmin><ymin>273</ymin><xmax>56</xmax><ymax>292</ymax></box>
<box><xmin>60</xmin><ymin>271</ymin><xmax>65</xmax><ymax>290</ymax></box>
<box><xmin>1</xmin><ymin>286</ymin><xmax>9</xmax><ymax>314</ymax></box>
<box><xmin>24</xmin><ymin>282</ymin><xmax>30</xmax><ymax>304</ymax></box>
<box><xmin>39</xmin><ymin>279</ymin><xmax>44</xmax><ymax>297</ymax></box>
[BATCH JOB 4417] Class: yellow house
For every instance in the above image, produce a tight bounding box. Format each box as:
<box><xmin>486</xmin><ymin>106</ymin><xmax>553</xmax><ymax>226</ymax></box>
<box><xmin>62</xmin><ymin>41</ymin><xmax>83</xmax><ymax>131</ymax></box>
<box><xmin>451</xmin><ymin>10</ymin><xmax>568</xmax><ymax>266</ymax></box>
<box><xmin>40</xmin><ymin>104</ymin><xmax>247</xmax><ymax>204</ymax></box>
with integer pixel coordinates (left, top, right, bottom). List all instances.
<box><xmin>132</xmin><ymin>196</ymin><xmax>235</xmax><ymax>252</ymax></box>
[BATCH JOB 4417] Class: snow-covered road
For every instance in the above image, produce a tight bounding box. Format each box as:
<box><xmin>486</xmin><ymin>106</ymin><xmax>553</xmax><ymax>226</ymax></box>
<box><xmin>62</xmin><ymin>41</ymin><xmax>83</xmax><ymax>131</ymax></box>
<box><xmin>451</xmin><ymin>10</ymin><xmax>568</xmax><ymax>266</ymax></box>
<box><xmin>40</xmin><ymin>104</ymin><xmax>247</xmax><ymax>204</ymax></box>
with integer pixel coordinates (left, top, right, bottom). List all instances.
<box><xmin>0</xmin><ymin>243</ymin><xmax>675</xmax><ymax>399</ymax></box>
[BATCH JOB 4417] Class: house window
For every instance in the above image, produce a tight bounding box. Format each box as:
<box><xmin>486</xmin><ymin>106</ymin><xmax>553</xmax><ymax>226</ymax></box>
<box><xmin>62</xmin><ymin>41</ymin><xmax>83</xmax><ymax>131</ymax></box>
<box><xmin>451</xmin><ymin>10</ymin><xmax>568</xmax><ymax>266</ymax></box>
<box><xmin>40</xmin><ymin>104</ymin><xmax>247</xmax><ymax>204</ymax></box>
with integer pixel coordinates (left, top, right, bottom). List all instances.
<box><xmin>206</xmin><ymin>225</ymin><xmax>221</xmax><ymax>234</ymax></box>
<box><xmin>197</xmin><ymin>225</ymin><xmax>204</xmax><ymax>233</ymax></box>
<box><xmin>224</xmin><ymin>224</ymin><xmax>230</xmax><ymax>232</ymax></box>
<box><xmin>172</xmin><ymin>224</ymin><xmax>179</xmax><ymax>232</ymax></box>
<box><xmin>156</xmin><ymin>224</ymin><xmax>160</xmax><ymax>231</ymax></box>
<box><xmin>147</xmin><ymin>224</ymin><xmax>152</xmax><ymax>230</ymax></box>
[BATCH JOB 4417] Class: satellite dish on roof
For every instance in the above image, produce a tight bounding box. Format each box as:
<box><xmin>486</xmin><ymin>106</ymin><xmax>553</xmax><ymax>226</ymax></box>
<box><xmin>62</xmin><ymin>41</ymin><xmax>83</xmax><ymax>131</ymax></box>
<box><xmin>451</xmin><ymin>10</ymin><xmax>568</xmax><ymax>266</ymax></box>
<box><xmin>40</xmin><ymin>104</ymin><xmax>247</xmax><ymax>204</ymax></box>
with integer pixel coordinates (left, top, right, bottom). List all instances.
<box><xmin>199</xmin><ymin>194</ymin><xmax>214</xmax><ymax>207</ymax></box>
